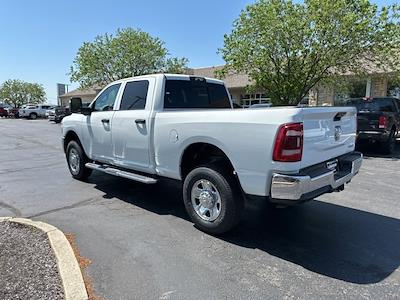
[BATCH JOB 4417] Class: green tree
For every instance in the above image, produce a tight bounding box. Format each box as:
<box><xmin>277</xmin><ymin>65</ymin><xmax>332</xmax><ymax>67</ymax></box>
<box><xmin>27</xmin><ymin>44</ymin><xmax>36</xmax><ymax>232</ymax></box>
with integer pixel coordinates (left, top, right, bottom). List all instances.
<box><xmin>164</xmin><ymin>57</ymin><xmax>190</xmax><ymax>74</ymax></box>
<box><xmin>70</xmin><ymin>28</ymin><xmax>189</xmax><ymax>87</ymax></box>
<box><xmin>219</xmin><ymin>0</ymin><xmax>400</xmax><ymax>105</ymax></box>
<box><xmin>0</xmin><ymin>79</ymin><xmax>46</xmax><ymax>108</ymax></box>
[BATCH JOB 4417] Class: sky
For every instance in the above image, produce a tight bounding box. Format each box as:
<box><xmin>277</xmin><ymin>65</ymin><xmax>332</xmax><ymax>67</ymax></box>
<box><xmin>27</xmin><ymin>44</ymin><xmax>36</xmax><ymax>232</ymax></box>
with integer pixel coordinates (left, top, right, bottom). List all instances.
<box><xmin>0</xmin><ymin>0</ymin><xmax>396</xmax><ymax>104</ymax></box>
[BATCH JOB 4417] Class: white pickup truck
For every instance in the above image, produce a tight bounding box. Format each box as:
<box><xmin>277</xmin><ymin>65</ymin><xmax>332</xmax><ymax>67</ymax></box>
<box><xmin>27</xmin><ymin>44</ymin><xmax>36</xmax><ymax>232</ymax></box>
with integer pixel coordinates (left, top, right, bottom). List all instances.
<box><xmin>19</xmin><ymin>104</ymin><xmax>54</xmax><ymax>119</ymax></box>
<box><xmin>61</xmin><ymin>74</ymin><xmax>362</xmax><ymax>234</ymax></box>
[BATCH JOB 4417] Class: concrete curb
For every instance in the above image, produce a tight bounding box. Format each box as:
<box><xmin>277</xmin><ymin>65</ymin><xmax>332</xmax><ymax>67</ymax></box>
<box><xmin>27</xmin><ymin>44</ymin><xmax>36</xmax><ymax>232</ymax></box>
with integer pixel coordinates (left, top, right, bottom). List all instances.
<box><xmin>0</xmin><ymin>217</ymin><xmax>88</xmax><ymax>300</ymax></box>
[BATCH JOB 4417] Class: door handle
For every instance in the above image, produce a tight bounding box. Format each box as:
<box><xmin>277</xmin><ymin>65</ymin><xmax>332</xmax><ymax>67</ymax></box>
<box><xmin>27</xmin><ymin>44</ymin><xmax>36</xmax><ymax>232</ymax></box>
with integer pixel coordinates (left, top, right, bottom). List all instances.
<box><xmin>101</xmin><ymin>119</ymin><xmax>110</xmax><ymax>123</ymax></box>
<box><xmin>135</xmin><ymin>119</ymin><xmax>146</xmax><ymax>124</ymax></box>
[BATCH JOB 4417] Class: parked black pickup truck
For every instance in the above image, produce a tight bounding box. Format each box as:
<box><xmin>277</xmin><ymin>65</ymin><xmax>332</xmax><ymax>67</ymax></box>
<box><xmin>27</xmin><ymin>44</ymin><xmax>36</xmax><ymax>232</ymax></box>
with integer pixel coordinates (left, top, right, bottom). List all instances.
<box><xmin>48</xmin><ymin>106</ymin><xmax>71</xmax><ymax>123</ymax></box>
<box><xmin>344</xmin><ymin>97</ymin><xmax>400</xmax><ymax>153</ymax></box>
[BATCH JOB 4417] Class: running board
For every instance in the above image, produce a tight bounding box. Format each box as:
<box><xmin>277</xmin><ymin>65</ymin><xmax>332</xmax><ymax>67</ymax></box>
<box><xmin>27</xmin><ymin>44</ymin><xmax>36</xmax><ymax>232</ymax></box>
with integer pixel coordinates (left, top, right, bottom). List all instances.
<box><xmin>85</xmin><ymin>162</ymin><xmax>158</xmax><ymax>184</ymax></box>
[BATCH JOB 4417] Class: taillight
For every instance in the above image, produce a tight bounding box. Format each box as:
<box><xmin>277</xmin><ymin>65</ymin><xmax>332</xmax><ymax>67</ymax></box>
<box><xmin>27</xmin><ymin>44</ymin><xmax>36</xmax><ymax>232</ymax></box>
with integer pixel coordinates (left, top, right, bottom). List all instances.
<box><xmin>273</xmin><ymin>123</ymin><xmax>303</xmax><ymax>162</ymax></box>
<box><xmin>378</xmin><ymin>116</ymin><xmax>387</xmax><ymax>129</ymax></box>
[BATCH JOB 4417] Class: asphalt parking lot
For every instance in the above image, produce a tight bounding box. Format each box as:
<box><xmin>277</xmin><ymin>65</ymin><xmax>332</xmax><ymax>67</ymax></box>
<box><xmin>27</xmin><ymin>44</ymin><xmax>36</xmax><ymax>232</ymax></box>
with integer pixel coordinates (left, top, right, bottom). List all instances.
<box><xmin>0</xmin><ymin>118</ymin><xmax>399</xmax><ymax>300</ymax></box>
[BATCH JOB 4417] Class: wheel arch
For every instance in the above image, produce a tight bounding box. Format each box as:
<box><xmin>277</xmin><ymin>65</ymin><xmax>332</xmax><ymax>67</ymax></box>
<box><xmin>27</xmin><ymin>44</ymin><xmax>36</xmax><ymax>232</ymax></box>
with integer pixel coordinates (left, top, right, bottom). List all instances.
<box><xmin>180</xmin><ymin>142</ymin><xmax>238</xmax><ymax>181</ymax></box>
<box><xmin>64</xmin><ymin>130</ymin><xmax>84</xmax><ymax>154</ymax></box>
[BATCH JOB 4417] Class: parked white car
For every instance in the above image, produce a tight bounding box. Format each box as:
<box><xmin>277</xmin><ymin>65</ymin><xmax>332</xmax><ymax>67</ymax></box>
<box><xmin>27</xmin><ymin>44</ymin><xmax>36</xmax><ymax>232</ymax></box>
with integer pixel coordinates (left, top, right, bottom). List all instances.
<box><xmin>61</xmin><ymin>74</ymin><xmax>362</xmax><ymax>234</ymax></box>
<box><xmin>19</xmin><ymin>104</ymin><xmax>54</xmax><ymax>119</ymax></box>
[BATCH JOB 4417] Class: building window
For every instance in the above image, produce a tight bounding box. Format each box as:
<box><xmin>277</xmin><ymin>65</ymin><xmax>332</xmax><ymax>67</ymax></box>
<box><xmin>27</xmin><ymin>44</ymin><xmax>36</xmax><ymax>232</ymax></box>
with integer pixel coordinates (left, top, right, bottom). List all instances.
<box><xmin>334</xmin><ymin>80</ymin><xmax>367</xmax><ymax>106</ymax></box>
<box><xmin>240</xmin><ymin>92</ymin><xmax>271</xmax><ymax>108</ymax></box>
<box><xmin>349</xmin><ymin>81</ymin><xmax>367</xmax><ymax>98</ymax></box>
<box><xmin>387</xmin><ymin>80</ymin><xmax>400</xmax><ymax>98</ymax></box>
<box><xmin>299</xmin><ymin>97</ymin><xmax>309</xmax><ymax>106</ymax></box>
<box><xmin>334</xmin><ymin>91</ymin><xmax>349</xmax><ymax>106</ymax></box>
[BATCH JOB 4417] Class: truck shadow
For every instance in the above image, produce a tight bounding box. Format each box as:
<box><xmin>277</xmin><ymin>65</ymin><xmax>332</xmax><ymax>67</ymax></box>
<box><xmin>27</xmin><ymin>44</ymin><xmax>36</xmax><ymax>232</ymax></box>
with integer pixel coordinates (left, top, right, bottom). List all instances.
<box><xmin>358</xmin><ymin>141</ymin><xmax>400</xmax><ymax>160</ymax></box>
<box><xmin>223</xmin><ymin>198</ymin><xmax>400</xmax><ymax>285</ymax></box>
<box><xmin>91</xmin><ymin>174</ymin><xmax>400</xmax><ymax>285</ymax></box>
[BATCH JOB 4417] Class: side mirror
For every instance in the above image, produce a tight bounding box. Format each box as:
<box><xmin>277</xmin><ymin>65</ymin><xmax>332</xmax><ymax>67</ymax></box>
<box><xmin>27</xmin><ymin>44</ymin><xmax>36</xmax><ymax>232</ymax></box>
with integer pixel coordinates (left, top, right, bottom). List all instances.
<box><xmin>70</xmin><ymin>97</ymin><xmax>92</xmax><ymax>115</ymax></box>
<box><xmin>70</xmin><ymin>97</ymin><xmax>82</xmax><ymax>113</ymax></box>
<box><xmin>81</xmin><ymin>106</ymin><xmax>92</xmax><ymax>116</ymax></box>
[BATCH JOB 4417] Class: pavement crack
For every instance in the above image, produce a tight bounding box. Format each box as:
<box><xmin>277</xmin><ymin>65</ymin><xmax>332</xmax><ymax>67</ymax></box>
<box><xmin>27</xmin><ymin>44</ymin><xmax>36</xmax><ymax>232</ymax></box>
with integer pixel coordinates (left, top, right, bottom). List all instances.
<box><xmin>0</xmin><ymin>161</ymin><xmax>65</xmax><ymax>175</ymax></box>
<box><xmin>28</xmin><ymin>197</ymin><xmax>99</xmax><ymax>218</ymax></box>
<box><xmin>0</xmin><ymin>132</ymin><xmax>61</xmax><ymax>151</ymax></box>
<box><xmin>0</xmin><ymin>201</ymin><xmax>22</xmax><ymax>217</ymax></box>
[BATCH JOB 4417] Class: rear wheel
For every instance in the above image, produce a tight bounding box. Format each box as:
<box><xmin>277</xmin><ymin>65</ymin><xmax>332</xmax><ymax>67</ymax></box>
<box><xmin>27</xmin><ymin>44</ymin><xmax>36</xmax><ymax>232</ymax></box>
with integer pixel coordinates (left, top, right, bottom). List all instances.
<box><xmin>66</xmin><ymin>140</ymin><xmax>92</xmax><ymax>180</ymax></box>
<box><xmin>29</xmin><ymin>113</ymin><xmax>37</xmax><ymax>120</ymax></box>
<box><xmin>183</xmin><ymin>164</ymin><xmax>243</xmax><ymax>235</ymax></box>
<box><xmin>382</xmin><ymin>129</ymin><xmax>396</xmax><ymax>154</ymax></box>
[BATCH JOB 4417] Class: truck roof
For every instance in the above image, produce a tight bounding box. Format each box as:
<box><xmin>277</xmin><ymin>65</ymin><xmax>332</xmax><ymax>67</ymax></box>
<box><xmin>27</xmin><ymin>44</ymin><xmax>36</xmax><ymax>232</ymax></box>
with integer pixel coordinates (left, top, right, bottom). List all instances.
<box><xmin>109</xmin><ymin>73</ymin><xmax>225</xmax><ymax>86</ymax></box>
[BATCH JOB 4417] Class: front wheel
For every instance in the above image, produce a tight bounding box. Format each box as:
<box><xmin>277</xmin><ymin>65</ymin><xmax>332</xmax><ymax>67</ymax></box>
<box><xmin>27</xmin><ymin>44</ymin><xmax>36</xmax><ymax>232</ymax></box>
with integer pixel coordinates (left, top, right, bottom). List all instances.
<box><xmin>66</xmin><ymin>140</ymin><xmax>92</xmax><ymax>180</ymax></box>
<box><xmin>183</xmin><ymin>164</ymin><xmax>243</xmax><ymax>235</ymax></box>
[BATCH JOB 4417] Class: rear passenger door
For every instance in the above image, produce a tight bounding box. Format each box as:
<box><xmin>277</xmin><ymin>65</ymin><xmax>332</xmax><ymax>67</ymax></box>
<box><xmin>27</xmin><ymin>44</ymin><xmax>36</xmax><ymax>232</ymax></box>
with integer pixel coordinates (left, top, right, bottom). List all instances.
<box><xmin>111</xmin><ymin>78</ymin><xmax>155</xmax><ymax>171</ymax></box>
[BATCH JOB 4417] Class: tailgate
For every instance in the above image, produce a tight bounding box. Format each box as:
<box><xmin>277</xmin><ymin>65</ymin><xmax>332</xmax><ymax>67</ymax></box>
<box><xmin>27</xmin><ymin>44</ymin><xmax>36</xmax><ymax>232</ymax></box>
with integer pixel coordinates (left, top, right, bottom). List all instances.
<box><xmin>357</xmin><ymin>111</ymin><xmax>382</xmax><ymax>131</ymax></box>
<box><xmin>300</xmin><ymin>107</ymin><xmax>357</xmax><ymax>168</ymax></box>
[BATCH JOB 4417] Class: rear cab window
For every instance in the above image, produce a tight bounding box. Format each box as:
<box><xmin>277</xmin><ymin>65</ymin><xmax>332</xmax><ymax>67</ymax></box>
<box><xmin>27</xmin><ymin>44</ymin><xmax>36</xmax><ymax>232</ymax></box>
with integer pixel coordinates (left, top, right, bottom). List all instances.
<box><xmin>164</xmin><ymin>77</ymin><xmax>231</xmax><ymax>109</ymax></box>
<box><xmin>344</xmin><ymin>98</ymin><xmax>396</xmax><ymax>112</ymax></box>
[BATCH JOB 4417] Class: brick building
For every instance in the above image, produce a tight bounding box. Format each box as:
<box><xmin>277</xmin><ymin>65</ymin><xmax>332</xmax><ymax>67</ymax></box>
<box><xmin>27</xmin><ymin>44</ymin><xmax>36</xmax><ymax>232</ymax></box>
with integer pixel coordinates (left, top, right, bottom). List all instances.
<box><xmin>59</xmin><ymin>66</ymin><xmax>397</xmax><ymax>107</ymax></box>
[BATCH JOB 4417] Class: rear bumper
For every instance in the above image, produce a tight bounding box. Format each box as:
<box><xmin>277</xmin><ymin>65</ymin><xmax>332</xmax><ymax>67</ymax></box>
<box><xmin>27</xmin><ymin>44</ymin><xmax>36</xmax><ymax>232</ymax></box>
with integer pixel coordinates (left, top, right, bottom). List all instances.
<box><xmin>357</xmin><ymin>131</ymin><xmax>389</xmax><ymax>142</ymax></box>
<box><xmin>270</xmin><ymin>152</ymin><xmax>362</xmax><ymax>204</ymax></box>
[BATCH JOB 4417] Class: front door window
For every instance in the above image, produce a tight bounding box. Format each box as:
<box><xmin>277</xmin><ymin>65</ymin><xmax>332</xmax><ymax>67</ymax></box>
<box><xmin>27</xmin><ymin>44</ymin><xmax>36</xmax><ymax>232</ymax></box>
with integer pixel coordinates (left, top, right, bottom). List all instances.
<box><xmin>93</xmin><ymin>84</ymin><xmax>121</xmax><ymax>111</ymax></box>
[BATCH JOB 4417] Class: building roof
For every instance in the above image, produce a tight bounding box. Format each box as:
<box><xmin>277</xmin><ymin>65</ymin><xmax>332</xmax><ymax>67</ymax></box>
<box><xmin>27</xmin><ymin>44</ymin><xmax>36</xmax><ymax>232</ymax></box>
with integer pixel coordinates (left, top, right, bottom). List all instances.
<box><xmin>339</xmin><ymin>58</ymin><xmax>396</xmax><ymax>76</ymax></box>
<box><xmin>59</xmin><ymin>86</ymin><xmax>102</xmax><ymax>99</ymax></box>
<box><xmin>187</xmin><ymin>66</ymin><xmax>251</xmax><ymax>89</ymax></box>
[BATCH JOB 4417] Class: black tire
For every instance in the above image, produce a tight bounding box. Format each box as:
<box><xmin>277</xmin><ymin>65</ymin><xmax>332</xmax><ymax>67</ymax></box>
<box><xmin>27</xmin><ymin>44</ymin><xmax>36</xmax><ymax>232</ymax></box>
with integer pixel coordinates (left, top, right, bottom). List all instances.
<box><xmin>183</xmin><ymin>164</ymin><xmax>244</xmax><ymax>235</ymax></box>
<box><xmin>29</xmin><ymin>113</ymin><xmax>37</xmax><ymax>120</ymax></box>
<box><xmin>66</xmin><ymin>140</ymin><xmax>92</xmax><ymax>180</ymax></box>
<box><xmin>382</xmin><ymin>129</ymin><xmax>396</xmax><ymax>154</ymax></box>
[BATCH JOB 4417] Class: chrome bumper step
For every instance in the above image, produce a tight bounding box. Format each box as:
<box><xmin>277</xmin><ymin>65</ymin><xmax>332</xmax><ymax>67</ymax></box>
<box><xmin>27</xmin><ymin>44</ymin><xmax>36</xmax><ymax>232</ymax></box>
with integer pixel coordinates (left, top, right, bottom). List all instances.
<box><xmin>85</xmin><ymin>163</ymin><xmax>157</xmax><ymax>184</ymax></box>
<box><xmin>270</xmin><ymin>151</ymin><xmax>363</xmax><ymax>202</ymax></box>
